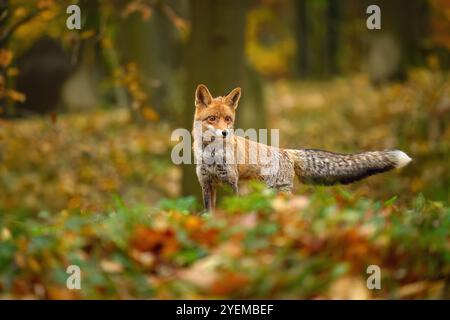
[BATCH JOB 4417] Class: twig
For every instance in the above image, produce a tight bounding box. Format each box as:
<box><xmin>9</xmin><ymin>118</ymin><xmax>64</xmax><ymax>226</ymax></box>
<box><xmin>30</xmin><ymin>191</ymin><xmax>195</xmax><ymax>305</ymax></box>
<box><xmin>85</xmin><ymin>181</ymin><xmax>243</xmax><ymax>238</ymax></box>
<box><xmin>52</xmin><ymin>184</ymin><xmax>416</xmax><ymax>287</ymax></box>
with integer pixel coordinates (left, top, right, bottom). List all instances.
<box><xmin>144</xmin><ymin>0</ymin><xmax>188</xmax><ymax>31</ymax></box>
<box><xmin>0</xmin><ymin>8</ymin><xmax>8</xmax><ymax>25</ymax></box>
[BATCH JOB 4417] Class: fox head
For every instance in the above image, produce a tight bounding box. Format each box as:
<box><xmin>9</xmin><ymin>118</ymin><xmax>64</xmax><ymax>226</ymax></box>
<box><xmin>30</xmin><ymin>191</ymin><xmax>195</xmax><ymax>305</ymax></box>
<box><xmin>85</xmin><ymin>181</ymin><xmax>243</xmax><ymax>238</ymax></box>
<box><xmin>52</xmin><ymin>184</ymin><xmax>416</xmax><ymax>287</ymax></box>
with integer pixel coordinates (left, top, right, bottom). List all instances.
<box><xmin>193</xmin><ymin>84</ymin><xmax>241</xmax><ymax>139</ymax></box>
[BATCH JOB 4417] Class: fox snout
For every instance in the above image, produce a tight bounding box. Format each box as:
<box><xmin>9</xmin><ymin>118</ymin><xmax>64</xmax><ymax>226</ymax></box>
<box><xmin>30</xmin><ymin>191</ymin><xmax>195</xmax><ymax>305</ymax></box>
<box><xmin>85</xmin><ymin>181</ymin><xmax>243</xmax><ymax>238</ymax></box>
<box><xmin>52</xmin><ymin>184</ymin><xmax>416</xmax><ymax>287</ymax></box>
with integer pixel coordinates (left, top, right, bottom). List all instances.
<box><xmin>206</xmin><ymin>125</ymin><xmax>232</xmax><ymax>138</ymax></box>
<box><xmin>218</xmin><ymin>128</ymin><xmax>231</xmax><ymax>137</ymax></box>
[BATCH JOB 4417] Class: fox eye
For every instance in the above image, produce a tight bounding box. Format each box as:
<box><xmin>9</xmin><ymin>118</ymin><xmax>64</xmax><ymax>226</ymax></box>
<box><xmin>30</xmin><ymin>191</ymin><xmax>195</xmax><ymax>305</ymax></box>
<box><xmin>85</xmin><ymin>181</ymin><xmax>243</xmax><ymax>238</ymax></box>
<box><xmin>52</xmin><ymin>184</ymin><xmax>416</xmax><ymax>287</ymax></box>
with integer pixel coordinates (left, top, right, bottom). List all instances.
<box><xmin>225</xmin><ymin>116</ymin><xmax>233</xmax><ymax>123</ymax></box>
<box><xmin>207</xmin><ymin>116</ymin><xmax>217</xmax><ymax>122</ymax></box>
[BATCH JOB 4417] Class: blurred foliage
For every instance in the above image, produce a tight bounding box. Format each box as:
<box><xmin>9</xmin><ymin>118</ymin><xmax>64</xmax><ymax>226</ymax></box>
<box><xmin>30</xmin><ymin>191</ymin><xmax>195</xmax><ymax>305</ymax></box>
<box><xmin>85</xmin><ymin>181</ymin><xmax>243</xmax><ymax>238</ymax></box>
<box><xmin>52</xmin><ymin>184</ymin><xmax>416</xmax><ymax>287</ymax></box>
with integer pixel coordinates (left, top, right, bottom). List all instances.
<box><xmin>0</xmin><ymin>0</ymin><xmax>188</xmax><ymax>118</ymax></box>
<box><xmin>246</xmin><ymin>4</ymin><xmax>296</xmax><ymax>77</ymax></box>
<box><xmin>116</xmin><ymin>62</ymin><xmax>159</xmax><ymax>122</ymax></box>
<box><xmin>1</xmin><ymin>0</ymin><xmax>70</xmax><ymax>109</ymax></box>
<box><xmin>0</xmin><ymin>0</ymin><xmax>449</xmax><ymax>300</ymax></box>
<box><xmin>1</xmin><ymin>69</ymin><xmax>449</xmax><ymax>299</ymax></box>
<box><xmin>5</xmin><ymin>0</ymin><xmax>66</xmax><ymax>54</ymax></box>
<box><xmin>2</xmin><ymin>69</ymin><xmax>448</xmax><ymax>212</ymax></box>
<box><xmin>0</xmin><ymin>109</ymin><xmax>179</xmax><ymax>212</ymax></box>
<box><xmin>0</xmin><ymin>185</ymin><xmax>448</xmax><ymax>299</ymax></box>
<box><xmin>430</xmin><ymin>0</ymin><xmax>450</xmax><ymax>50</ymax></box>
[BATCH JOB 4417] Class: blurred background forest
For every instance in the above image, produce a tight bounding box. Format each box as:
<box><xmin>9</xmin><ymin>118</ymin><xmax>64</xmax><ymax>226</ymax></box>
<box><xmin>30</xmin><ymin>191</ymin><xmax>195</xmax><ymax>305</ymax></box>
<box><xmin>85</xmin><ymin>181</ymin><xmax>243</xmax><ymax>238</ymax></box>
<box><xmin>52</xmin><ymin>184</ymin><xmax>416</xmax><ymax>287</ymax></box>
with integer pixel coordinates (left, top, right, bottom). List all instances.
<box><xmin>0</xmin><ymin>0</ymin><xmax>449</xmax><ymax>299</ymax></box>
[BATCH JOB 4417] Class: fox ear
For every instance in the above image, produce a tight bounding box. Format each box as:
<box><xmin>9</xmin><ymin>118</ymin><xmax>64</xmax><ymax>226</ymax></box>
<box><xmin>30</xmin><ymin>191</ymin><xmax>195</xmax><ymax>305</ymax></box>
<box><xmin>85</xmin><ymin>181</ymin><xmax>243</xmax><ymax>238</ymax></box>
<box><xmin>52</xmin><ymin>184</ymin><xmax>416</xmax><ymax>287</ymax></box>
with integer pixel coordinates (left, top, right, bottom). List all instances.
<box><xmin>195</xmin><ymin>84</ymin><xmax>212</xmax><ymax>108</ymax></box>
<box><xmin>225</xmin><ymin>87</ymin><xmax>241</xmax><ymax>109</ymax></box>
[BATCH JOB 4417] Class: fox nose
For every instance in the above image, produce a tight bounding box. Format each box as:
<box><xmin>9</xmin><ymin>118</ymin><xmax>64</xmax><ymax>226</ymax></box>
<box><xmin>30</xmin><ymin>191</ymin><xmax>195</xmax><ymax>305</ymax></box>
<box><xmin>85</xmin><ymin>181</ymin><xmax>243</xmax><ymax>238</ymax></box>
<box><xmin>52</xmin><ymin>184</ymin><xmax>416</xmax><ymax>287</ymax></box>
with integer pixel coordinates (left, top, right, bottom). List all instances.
<box><xmin>222</xmin><ymin>130</ymin><xmax>228</xmax><ymax>137</ymax></box>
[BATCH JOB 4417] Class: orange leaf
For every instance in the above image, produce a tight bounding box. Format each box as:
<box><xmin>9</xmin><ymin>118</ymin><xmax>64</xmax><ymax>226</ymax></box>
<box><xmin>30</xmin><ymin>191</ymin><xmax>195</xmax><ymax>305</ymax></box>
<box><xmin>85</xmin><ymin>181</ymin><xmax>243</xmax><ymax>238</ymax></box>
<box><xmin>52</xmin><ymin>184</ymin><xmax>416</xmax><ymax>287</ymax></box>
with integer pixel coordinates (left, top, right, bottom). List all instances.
<box><xmin>130</xmin><ymin>226</ymin><xmax>179</xmax><ymax>258</ymax></box>
<box><xmin>7</xmin><ymin>67</ymin><xmax>19</xmax><ymax>77</ymax></box>
<box><xmin>7</xmin><ymin>89</ymin><xmax>26</xmax><ymax>103</ymax></box>
<box><xmin>47</xmin><ymin>286</ymin><xmax>79</xmax><ymax>300</ymax></box>
<box><xmin>141</xmin><ymin>106</ymin><xmax>159</xmax><ymax>121</ymax></box>
<box><xmin>0</xmin><ymin>49</ymin><xmax>13</xmax><ymax>68</ymax></box>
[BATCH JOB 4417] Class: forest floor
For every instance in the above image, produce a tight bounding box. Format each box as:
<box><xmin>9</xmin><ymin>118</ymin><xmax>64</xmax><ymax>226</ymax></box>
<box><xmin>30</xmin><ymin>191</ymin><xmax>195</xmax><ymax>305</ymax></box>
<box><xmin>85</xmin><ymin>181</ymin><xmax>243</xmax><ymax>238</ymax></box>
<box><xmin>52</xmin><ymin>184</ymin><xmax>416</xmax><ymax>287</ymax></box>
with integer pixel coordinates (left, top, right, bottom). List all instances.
<box><xmin>0</xmin><ymin>69</ymin><xmax>449</xmax><ymax>299</ymax></box>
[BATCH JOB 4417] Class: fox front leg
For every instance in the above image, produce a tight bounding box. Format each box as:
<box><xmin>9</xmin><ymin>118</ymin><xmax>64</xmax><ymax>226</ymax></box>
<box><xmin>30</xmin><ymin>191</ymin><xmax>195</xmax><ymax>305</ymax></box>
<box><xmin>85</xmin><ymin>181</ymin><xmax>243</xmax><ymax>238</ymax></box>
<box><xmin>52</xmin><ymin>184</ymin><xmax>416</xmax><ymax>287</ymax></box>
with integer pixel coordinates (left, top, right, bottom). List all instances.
<box><xmin>210</xmin><ymin>186</ymin><xmax>217</xmax><ymax>209</ymax></box>
<box><xmin>230</xmin><ymin>167</ymin><xmax>239</xmax><ymax>195</ymax></box>
<box><xmin>200</xmin><ymin>182</ymin><xmax>213</xmax><ymax>212</ymax></box>
<box><xmin>229</xmin><ymin>180</ymin><xmax>238</xmax><ymax>195</ymax></box>
<box><xmin>197</xmin><ymin>165</ymin><xmax>215</xmax><ymax>212</ymax></box>
<box><xmin>225</xmin><ymin>167</ymin><xmax>239</xmax><ymax>195</ymax></box>
<box><xmin>214</xmin><ymin>164</ymin><xmax>239</xmax><ymax>195</ymax></box>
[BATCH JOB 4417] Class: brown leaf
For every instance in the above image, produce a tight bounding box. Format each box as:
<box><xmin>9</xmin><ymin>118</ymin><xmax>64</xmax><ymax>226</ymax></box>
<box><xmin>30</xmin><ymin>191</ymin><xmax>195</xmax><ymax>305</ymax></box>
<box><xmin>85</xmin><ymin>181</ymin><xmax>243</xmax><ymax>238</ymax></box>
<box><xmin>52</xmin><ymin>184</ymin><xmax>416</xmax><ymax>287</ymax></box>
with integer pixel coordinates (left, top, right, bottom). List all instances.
<box><xmin>130</xmin><ymin>226</ymin><xmax>179</xmax><ymax>258</ymax></box>
<box><xmin>210</xmin><ymin>272</ymin><xmax>249</xmax><ymax>296</ymax></box>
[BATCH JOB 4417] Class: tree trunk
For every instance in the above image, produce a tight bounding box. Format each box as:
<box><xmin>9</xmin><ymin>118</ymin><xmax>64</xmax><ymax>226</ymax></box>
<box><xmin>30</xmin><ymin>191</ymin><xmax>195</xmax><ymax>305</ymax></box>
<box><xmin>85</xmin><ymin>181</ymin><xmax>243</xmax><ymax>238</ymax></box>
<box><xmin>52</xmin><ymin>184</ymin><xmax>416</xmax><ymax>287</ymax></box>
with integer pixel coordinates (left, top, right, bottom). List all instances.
<box><xmin>0</xmin><ymin>0</ymin><xmax>9</xmax><ymax>112</ymax></box>
<box><xmin>182</xmin><ymin>0</ymin><xmax>248</xmax><ymax>198</ymax></box>
<box><xmin>365</xmin><ymin>0</ymin><xmax>430</xmax><ymax>84</ymax></box>
<box><xmin>295</xmin><ymin>0</ymin><xmax>340</xmax><ymax>78</ymax></box>
<box><xmin>325</xmin><ymin>0</ymin><xmax>340</xmax><ymax>75</ymax></box>
<box><xmin>295</xmin><ymin>0</ymin><xmax>310</xmax><ymax>78</ymax></box>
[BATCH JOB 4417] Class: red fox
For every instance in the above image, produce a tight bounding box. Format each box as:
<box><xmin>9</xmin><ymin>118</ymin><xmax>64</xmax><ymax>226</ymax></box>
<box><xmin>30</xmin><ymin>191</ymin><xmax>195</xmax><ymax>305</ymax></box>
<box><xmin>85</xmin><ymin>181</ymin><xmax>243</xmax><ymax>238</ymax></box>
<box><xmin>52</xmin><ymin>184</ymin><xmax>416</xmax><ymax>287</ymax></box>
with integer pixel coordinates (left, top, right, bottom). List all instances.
<box><xmin>192</xmin><ymin>84</ymin><xmax>412</xmax><ymax>211</ymax></box>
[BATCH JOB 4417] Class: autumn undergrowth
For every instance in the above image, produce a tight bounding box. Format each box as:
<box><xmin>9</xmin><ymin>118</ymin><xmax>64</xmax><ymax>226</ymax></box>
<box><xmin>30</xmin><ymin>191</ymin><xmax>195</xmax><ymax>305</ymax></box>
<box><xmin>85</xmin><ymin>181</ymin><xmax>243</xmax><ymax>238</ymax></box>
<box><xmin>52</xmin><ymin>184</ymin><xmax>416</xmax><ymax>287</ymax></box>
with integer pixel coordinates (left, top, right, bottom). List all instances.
<box><xmin>0</xmin><ymin>70</ymin><xmax>449</xmax><ymax>299</ymax></box>
<box><xmin>0</xmin><ymin>185</ymin><xmax>448</xmax><ymax>299</ymax></box>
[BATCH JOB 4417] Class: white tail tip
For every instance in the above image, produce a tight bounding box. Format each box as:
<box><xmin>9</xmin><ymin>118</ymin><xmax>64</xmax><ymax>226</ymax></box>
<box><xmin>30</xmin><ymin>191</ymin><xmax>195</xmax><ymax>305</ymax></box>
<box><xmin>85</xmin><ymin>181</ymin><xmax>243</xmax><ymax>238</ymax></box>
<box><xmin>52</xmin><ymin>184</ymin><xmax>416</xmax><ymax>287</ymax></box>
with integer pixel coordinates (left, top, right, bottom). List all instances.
<box><xmin>392</xmin><ymin>150</ymin><xmax>412</xmax><ymax>168</ymax></box>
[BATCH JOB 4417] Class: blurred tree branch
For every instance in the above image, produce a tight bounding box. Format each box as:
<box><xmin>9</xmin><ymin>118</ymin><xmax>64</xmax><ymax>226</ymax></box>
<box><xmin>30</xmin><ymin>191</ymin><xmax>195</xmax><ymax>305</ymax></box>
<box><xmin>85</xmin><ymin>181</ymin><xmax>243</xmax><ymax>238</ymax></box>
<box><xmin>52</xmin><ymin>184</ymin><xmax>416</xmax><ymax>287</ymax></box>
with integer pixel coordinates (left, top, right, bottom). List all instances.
<box><xmin>152</xmin><ymin>0</ymin><xmax>188</xmax><ymax>31</ymax></box>
<box><xmin>0</xmin><ymin>6</ymin><xmax>45</xmax><ymax>48</ymax></box>
<box><xmin>0</xmin><ymin>1</ymin><xmax>8</xmax><ymax>25</ymax></box>
<box><xmin>131</xmin><ymin>0</ymin><xmax>188</xmax><ymax>32</ymax></box>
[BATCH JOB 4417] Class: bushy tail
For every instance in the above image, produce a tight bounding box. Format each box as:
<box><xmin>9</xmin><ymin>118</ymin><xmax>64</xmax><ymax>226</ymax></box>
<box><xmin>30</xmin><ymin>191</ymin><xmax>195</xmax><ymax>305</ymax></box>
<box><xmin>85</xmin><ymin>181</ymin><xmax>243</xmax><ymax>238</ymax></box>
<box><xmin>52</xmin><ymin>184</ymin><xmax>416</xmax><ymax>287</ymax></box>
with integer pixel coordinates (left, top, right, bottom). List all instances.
<box><xmin>291</xmin><ymin>149</ymin><xmax>412</xmax><ymax>185</ymax></box>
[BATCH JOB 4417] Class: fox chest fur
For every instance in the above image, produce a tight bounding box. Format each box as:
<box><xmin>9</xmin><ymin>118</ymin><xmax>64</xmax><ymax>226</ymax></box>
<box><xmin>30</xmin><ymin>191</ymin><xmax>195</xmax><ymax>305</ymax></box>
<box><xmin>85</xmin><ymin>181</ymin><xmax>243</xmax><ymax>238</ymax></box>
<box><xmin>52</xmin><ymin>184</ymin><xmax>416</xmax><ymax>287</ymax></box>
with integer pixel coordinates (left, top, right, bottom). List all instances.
<box><xmin>194</xmin><ymin>135</ymin><xmax>239</xmax><ymax>186</ymax></box>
